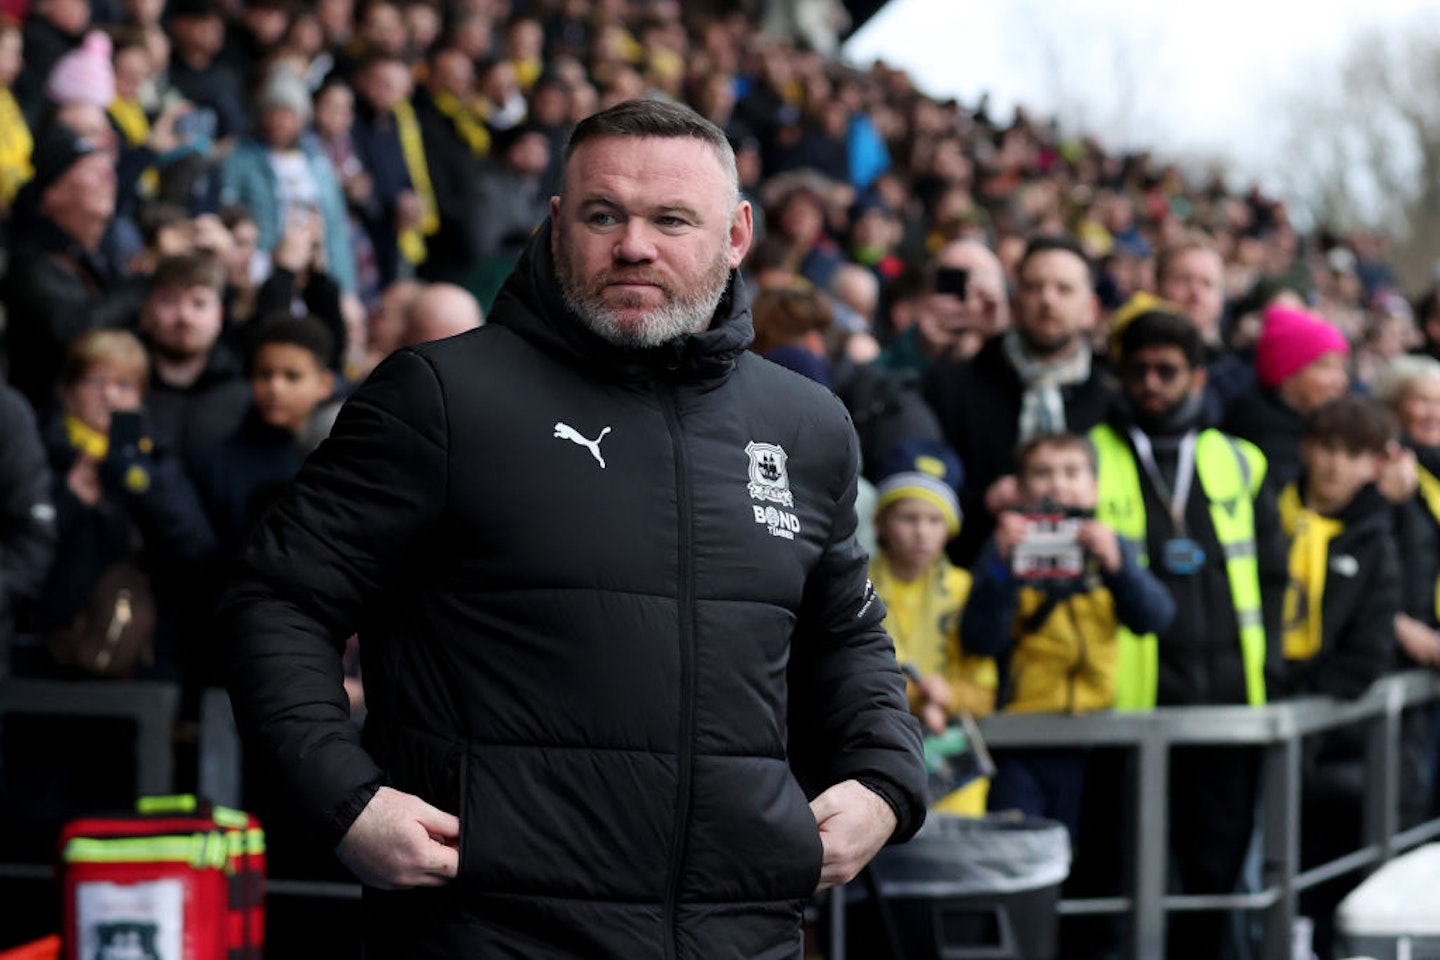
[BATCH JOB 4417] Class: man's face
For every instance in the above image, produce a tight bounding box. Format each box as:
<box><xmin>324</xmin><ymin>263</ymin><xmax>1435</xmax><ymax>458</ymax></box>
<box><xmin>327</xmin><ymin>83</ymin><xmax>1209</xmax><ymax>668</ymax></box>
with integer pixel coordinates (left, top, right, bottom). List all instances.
<box><xmin>1158</xmin><ymin>249</ymin><xmax>1225</xmax><ymax>340</ymax></box>
<box><xmin>1120</xmin><ymin>344</ymin><xmax>1203</xmax><ymax>420</ymax></box>
<box><xmin>550</xmin><ymin>135</ymin><xmax>752</xmax><ymax>349</ymax></box>
<box><xmin>40</xmin><ymin>0</ymin><xmax>89</xmax><ymax>35</ymax></box>
<box><xmin>1021</xmin><ymin>444</ymin><xmax>1098</xmax><ymax>512</ymax></box>
<box><xmin>141</xmin><ymin>283</ymin><xmax>223</xmax><ymax>360</ymax></box>
<box><xmin>1014</xmin><ymin>249</ymin><xmax>1096</xmax><ymax>356</ymax></box>
<box><xmin>260</xmin><ymin>106</ymin><xmax>303</xmax><ymax>150</ymax></box>
<box><xmin>62</xmin><ymin>359</ymin><xmax>144</xmax><ymax>435</ymax></box>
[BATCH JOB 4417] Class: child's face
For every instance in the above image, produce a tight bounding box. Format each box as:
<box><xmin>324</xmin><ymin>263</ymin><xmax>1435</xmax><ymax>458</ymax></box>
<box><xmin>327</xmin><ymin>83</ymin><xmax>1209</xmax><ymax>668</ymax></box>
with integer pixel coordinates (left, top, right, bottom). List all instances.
<box><xmin>876</xmin><ymin>498</ymin><xmax>950</xmax><ymax>570</ymax></box>
<box><xmin>1020</xmin><ymin>444</ymin><xmax>1097</xmax><ymax>512</ymax></box>
<box><xmin>1301</xmin><ymin>441</ymin><xmax>1380</xmax><ymax>513</ymax></box>
<box><xmin>250</xmin><ymin>343</ymin><xmax>334</xmax><ymax>434</ymax></box>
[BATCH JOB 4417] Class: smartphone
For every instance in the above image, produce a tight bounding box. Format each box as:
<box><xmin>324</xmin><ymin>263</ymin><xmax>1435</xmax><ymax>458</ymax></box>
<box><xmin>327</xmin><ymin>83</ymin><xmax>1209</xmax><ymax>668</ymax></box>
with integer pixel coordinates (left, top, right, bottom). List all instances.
<box><xmin>935</xmin><ymin>266</ymin><xmax>969</xmax><ymax>300</ymax></box>
<box><xmin>108</xmin><ymin>411</ymin><xmax>145</xmax><ymax>456</ymax></box>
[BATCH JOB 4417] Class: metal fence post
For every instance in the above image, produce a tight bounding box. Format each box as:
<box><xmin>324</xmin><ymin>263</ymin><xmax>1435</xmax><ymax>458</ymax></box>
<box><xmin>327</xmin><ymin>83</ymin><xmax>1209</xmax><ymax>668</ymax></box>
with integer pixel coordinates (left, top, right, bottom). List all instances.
<box><xmin>1361</xmin><ymin>682</ymin><xmax>1402</xmax><ymax>868</ymax></box>
<box><xmin>1260</xmin><ymin>734</ymin><xmax>1301</xmax><ymax>960</ymax></box>
<box><xmin>1131</xmin><ymin>723</ymin><xmax>1169</xmax><ymax>959</ymax></box>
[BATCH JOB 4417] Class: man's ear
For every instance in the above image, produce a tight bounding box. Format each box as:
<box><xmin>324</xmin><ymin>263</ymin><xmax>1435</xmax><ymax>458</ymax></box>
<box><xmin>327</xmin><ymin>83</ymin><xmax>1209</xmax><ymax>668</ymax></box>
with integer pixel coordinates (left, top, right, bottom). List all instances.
<box><xmin>1190</xmin><ymin>366</ymin><xmax>1208</xmax><ymax>397</ymax></box>
<box><xmin>728</xmin><ymin>200</ymin><xmax>753</xmax><ymax>269</ymax></box>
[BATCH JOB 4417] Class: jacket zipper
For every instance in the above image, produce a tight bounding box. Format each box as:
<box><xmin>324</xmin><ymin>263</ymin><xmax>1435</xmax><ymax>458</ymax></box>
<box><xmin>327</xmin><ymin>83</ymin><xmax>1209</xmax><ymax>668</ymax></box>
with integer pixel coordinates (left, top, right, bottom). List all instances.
<box><xmin>659</xmin><ymin>381</ymin><xmax>695</xmax><ymax>960</ymax></box>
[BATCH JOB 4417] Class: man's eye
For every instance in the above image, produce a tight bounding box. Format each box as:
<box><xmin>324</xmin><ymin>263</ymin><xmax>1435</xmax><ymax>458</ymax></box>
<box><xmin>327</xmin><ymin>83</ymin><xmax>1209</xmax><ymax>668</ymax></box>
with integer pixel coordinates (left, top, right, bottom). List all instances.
<box><xmin>656</xmin><ymin>216</ymin><xmax>686</xmax><ymax>228</ymax></box>
<box><xmin>588</xmin><ymin>212</ymin><xmax>619</xmax><ymax>226</ymax></box>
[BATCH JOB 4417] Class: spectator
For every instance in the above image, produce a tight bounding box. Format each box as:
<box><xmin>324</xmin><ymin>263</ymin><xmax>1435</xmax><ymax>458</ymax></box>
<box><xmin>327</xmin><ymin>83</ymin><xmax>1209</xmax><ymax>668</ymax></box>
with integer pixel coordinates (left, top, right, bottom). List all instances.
<box><xmin>0</xmin><ymin>19</ymin><xmax>30</xmax><ymax>217</ymax></box>
<box><xmin>0</xmin><ymin>381</ymin><xmax>58</xmax><ymax>683</ymax></box>
<box><xmin>469</xmin><ymin>122</ymin><xmax>550</xmax><ymax>304</ymax></box>
<box><xmin>1280</xmin><ymin>395</ymin><xmax>1403</xmax><ymax>957</ymax></box>
<box><xmin>1087</xmin><ymin>308</ymin><xmax>1288</xmax><ymax>960</ymax></box>
<box><xmin>32</xmin><ymin>329</ymin><xmax>216</xmax><ymax>681</ymax></box>
<box><xmin>14</xmin><ymin>0</ymin><xmax>87</xmax><ymax>120</ymax></box>
<box><xmin>1153</xmin><ymin>233</ymin><xmax>1255</xmax><ymax>421</ymax></box>
<box><xmin>964</xmin><ymin>431</ymin><xmax>1173</xmax><ymax>843</ymax></box>
<box><xmin>137</xmin><ymin>253</ymin><xmax>250</xmax><ymax>455</ymax></box>
<box><xmin>248</xmin><ymin>203</ymin><xmax>350</xmax><ymax>372</ymax></box>
<box><xmin>885</xmin><ymin>238</ymin><xmax>1006</xmax><ymax>373</ymax></box>
<box><xmin>165</xmin><ymin>0</ymin><xmax>247</xmax><ymax>142</ymax></box>
<box><xmin>401</xmin><ymin>282</ymin><xmax>483</xmax><ymax>347</ymax></box>
<box><xmin>3</xmin><ymin>122</ymin><xmax>146</xmax><ymax>411</ymax></box>
<box><xmin>1224</xmin><ymin>303</ymin><xmax>1351</xmax><ymax>490</ymax></box>
<box><xmin>411</xmin><ymin>46</ymin><xmax>485</xmax><ymax>284</ymax></box>
<box><xmin>189</xmin><ymin>315</ymin><xmax>336</xmax><ymax>558</ymax></box>
<box><xmin>869</xmin><ymin>440</ymin><xmax>995</xmax><ymax>814</ymax></box>
<box><xmin>1279</xmin><ymin>395</ymin><xmax>1399</xmax><ymax>699</ymax></box>
<box><xmin>309</xmin><ymin>76</ymin><xmax>380</xmax><ymax>306</ymax></box>
<box><xmin>348</xmin><ymin>50</ymin><xmax>426</xmax><ymax>286</ymax></box>
<box><xmin>925</xmin><ymin>235</ymin><xmax>1113</xmax><ymax>567</ymax></box>
<box><xmin>749</xmin><ymin>282</ymin><xmax>834</xmax><ymax>388</ymax></box>
<box><xmin>219</xmin><ymin>65</ymin><xmax>357</xmax><ymax>294</ymax></box>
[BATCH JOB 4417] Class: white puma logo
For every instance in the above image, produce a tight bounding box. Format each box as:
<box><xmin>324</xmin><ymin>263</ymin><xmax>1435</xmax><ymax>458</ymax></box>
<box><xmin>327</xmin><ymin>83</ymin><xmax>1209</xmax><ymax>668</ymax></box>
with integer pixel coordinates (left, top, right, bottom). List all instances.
<box><xmin>553</xmin><ymin>422</ymin><xmax>612</xmax><ymax>468</ymax></box>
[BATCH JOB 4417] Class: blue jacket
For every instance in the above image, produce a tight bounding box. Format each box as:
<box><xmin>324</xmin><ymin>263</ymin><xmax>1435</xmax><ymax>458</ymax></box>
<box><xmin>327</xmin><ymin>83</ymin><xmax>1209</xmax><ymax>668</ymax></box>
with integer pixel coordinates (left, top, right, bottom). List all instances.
<box><xmin>218</xmin><ymin>139</ymin><xmax>357</xmax><ymax>295</ymax></box>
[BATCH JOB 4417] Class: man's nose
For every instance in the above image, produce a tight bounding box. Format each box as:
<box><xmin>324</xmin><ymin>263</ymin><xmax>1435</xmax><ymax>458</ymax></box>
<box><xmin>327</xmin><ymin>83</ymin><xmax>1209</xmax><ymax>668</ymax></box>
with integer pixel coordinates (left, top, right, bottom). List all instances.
<box><xmin>613</xmin><ymin>219</ymin><xmax>657</xmax><ymax>263</ymax></box>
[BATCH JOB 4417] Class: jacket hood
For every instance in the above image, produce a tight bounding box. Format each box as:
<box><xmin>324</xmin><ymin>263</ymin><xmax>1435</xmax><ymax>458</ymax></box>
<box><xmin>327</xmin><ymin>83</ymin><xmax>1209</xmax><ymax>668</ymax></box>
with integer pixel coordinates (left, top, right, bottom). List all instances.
<box><xmin>488</xmin><ymin>218</ymin><xmax>754</xmax><ymax>382</ymax></box>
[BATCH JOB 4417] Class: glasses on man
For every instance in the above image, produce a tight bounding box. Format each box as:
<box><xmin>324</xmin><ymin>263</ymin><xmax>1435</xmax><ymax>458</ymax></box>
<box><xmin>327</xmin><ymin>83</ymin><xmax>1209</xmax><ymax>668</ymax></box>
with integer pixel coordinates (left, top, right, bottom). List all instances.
<box><xmin>1120</xmin><ymin>360</ymin><xmax>1185</xmax><ymax>384</ymax></box>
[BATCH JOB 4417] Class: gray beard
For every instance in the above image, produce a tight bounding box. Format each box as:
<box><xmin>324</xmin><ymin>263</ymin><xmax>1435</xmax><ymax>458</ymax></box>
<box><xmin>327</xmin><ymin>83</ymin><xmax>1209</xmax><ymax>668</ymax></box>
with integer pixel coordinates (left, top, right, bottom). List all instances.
<box><xmin>556</xmin><ymin>246</ymin><xmax>733</xmax><ymax>349</ymax></box>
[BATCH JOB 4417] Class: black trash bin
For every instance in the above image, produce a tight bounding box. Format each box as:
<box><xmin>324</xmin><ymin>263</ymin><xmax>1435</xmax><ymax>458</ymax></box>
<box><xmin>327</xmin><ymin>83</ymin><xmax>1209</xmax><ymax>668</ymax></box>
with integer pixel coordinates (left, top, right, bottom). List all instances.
<box><xmin>843</xmin><ymin>813</ymin><xmax>1071</xmax><ymax>960</ymax></box>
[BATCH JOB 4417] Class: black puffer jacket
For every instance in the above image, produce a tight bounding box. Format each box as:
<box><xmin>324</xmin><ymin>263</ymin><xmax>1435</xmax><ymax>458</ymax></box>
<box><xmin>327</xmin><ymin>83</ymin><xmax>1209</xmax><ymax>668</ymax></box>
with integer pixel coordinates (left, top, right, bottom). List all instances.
<box><xmin>221</xmin><ymin>225</ymin><xmax>926</xmax><ymax>958</ymax></box>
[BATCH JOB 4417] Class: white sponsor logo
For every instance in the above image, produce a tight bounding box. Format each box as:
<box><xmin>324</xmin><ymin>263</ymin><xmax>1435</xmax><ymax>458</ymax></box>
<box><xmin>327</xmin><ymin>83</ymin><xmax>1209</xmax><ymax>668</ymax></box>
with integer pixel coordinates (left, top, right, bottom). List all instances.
<box><xmin>753</xmin><ymin>504</ymin><xmax>801</xmax><ymax>540</ymax></box>
<box><xmin>553</xmin><ymin>422</ymin><xmax>611</xmax><ymax>469</ymax></box>
<box><xmin>1330</xmin><ymin>554</ymin><xmax>1359</xmax><ymax>577</ymax></box>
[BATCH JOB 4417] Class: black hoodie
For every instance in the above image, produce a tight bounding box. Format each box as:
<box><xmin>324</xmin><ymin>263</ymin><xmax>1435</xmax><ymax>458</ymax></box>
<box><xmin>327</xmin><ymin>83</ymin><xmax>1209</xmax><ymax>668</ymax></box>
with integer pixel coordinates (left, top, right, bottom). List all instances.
<box><xmin>221</xmin><ymin>223</ymin><xmax>926</xmax><ymax>958</ymax></box>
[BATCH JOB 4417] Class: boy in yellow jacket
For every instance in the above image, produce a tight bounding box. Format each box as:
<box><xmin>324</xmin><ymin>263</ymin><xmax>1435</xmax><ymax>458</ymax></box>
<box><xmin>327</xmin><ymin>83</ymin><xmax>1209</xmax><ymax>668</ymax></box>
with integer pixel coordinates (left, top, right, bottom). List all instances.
<box><xmin>962</xmin><ymin>432</ymin><xmax>1175</xmax><ymax>840</ymax></box>
<box><xmin>870</xmin><ymin>440</ymin><xmax>995</xmax><ymax>813</ymax></box>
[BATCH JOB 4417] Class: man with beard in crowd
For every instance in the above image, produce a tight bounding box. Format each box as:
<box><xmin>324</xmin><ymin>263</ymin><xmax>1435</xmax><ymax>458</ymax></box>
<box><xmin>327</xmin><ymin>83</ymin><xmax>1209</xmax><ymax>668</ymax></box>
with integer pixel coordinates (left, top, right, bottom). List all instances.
<box><xmin>925</xmin><ymin>234</ymin><xmax>1114</xmax><ymax>566</ymax></box>
<box><xmin>1082</xmin><ymin>309</ymin><xmax>1288</xmax><ymax>960</ymax></box>
<box><xmin>221</xmin><ymin>99</ymin><xmax>926</xmax><ymax>958</ymax></box>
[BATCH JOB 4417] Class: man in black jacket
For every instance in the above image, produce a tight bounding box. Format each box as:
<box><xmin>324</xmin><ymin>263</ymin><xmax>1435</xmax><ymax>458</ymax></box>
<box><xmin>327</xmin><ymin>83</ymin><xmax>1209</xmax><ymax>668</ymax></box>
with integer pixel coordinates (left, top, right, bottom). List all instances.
<box><xmin>222</xmin><ymin>99</ymin><xmax>926</xmax><ymax>958</ymax></box>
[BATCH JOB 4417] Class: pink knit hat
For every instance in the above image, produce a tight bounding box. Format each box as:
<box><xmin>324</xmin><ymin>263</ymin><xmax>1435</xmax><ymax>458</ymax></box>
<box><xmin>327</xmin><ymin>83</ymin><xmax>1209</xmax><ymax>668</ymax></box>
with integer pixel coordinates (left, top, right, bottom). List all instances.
<box><xmin>1254</xmin><ymin>304</ymin><xmax>1350</xmax><ymax>390</ymax></box>
<box><xmin>45</xmin><ymin>31</ymin><xmax>116</xmax><ymax>109</ymax></box>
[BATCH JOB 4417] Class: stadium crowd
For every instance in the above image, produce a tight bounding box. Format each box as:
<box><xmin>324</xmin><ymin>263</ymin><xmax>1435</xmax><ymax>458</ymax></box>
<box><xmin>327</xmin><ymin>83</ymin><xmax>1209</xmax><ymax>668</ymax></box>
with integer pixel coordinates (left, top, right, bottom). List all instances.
<box><xmin>0</xmin><ymin>0</ymin><xmax>1437</xmax><ymax>957</ymax></box>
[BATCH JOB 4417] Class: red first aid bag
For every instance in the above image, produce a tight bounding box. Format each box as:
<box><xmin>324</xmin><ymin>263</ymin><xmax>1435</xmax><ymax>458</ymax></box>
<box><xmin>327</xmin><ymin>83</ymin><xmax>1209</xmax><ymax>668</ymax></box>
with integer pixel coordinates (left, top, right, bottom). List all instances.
<box><xmin>57</xmin><ymin>795</ymin><xmax>264</xmax><ymax>960</ymax></box>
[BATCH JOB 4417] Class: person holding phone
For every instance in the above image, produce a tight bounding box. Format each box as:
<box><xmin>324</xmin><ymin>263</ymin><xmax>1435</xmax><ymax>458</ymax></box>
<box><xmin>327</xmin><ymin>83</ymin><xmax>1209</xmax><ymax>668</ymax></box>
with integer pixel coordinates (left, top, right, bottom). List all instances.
<box><xmin>31</xmin><ymin>329</ymin><xmax>217</xmax><ymax>682</ymax></box>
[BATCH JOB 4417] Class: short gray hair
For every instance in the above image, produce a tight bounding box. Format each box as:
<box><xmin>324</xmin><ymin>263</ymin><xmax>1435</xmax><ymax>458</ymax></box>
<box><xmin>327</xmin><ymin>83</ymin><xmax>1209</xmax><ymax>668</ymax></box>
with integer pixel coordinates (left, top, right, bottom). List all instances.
<box><xmin>1373</xmin><ymin>353</ymin><xmax>1440</xmax><ymax>408</ymax></box>
<box><xmin>563</xmin><ymin>97</ymin><xmax>739</xmax><ymax>208</ymax></box>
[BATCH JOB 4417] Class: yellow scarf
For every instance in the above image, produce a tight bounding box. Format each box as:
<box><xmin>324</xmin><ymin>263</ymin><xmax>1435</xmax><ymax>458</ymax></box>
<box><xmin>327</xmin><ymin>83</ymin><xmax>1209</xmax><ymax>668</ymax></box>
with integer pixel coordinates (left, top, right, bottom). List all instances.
<box><xmin>393</xmin><ymin>99</ymin><xmax>440</xmax><ymax>265</ymax></box>
<box><xmin>1415</xmin><ymin>465</ymin><xmax>1440</xmax><ymax>621</ymax></box>
<box><xmin>429</xmin><ymin>90</ymin><xmax>490</xmax><ymax>157</ymax></box>
<box><xmin>65</xmin><ymin>415</ymin><xmax>109</xmax><ymax>460</ymax></box>
<box><xmin>0</xmin><ymin>87</ymin><xmax>33</xmax><ymax>208</ymax></box>
<box><xmin>108</xmin><ymin>98</ymin><xmax>150</xmax><ymax>148</ymax></box>
<box><xmin>1279</xmin><ymin>483</ymin><xmax>1344</xmax><ymax>661</ymax></box>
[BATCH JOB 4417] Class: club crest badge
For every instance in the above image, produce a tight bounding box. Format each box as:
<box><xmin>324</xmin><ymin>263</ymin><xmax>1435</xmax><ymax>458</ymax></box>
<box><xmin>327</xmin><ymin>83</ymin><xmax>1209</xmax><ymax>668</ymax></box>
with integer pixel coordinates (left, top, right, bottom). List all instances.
<box><xmin>745</xmin><ymin>441</ymin><xmax>793</xmax><ymax>507</ymax></box>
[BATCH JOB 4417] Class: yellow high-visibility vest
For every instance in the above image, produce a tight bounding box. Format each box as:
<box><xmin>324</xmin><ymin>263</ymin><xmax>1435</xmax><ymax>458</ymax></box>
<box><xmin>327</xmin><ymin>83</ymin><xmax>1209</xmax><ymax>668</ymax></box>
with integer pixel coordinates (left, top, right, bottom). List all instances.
<box><xmin>1089</xmin><ymin>423</ymin><xmax>1269</xmax><ymax>709</ymax></box>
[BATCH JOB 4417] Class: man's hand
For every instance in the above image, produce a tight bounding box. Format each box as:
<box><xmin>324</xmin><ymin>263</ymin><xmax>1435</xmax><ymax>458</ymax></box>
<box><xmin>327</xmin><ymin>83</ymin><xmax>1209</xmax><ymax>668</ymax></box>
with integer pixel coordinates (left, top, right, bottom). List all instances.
<box><xmin>810</xmin><ymin>780</ymin><xmax>898</xmax><ymax>892</ymax></box>
<box><xmin>335</xmin><ymin>786</ymin><xmax>460</xmax><ymax>889</ymax></box>
<box><xmin>1377</xmin><ymin>444</ymin><xmax>1418</xmax><ymax>504</ymax></box>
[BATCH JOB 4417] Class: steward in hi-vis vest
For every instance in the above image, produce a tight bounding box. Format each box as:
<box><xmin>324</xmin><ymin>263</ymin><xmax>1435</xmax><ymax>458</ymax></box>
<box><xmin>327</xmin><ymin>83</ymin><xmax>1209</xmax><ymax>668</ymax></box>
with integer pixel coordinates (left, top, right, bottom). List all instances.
<box><xmin>1083</xmin><ymin>309</ymin><xmax>1289</xmax><ymax>960</ymax></box>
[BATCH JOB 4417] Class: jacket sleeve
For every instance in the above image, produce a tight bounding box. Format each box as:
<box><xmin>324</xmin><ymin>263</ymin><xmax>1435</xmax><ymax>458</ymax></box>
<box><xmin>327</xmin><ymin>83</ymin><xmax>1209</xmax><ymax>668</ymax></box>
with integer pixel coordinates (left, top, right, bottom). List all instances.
<box><xmin>1392</xmin><ymin>499</ymin><xmax>1437</xmax><ymax>624</ymax></box>
<box><xmin>1102</xmin><ymin>538</ymin><xmax>1176</xmax><ymax>636</ymax></box>
<box><xmin>787</xmin><ymin>414</ymin><xmax>927</xmax><ymax>843</ymax></box>
<box><xmin>219</xmin><ymin>349</ymin><xmax>448</xmax><ymax>846</ymax></box>
<box><xmin>959</xmin><ymin>538</ymin><xmax>1020</xmax><ymax>657</ymax></box>
<box><xmin>106</xmin><ymin>439</ymin><xmax>220</xmax><ymax>564</ymax></box>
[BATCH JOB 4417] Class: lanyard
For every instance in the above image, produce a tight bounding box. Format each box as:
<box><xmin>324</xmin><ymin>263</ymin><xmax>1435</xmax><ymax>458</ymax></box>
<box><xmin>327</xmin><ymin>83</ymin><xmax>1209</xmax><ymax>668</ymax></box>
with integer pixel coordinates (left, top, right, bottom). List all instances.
<box><xmin>1128</xmin><ymin>428</ymin><xmax>1197</xmax><ymax>534</ymax></box>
